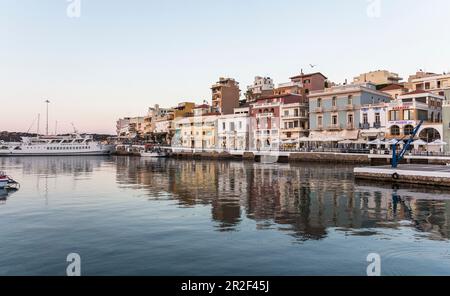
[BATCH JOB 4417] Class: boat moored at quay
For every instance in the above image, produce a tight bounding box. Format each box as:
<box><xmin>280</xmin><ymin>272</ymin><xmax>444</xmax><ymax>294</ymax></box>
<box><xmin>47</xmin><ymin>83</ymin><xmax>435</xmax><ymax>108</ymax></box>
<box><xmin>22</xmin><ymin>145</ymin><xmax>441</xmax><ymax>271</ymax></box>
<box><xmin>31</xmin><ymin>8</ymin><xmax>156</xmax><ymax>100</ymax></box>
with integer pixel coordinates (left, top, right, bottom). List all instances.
<box><xmin>0</xmin><ymin>134</ymin><xmax>114</xmax><ymax>156</ymax></box>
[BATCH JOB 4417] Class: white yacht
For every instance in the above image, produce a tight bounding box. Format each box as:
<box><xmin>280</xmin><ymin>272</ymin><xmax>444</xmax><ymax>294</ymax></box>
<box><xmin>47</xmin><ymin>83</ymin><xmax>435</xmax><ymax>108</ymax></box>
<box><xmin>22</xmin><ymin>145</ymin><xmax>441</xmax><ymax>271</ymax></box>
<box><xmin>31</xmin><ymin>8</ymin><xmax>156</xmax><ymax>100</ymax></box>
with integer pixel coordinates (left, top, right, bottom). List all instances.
<box><xmin>0</xmin><ymin>134</ymin><xmax>114</xmax><ymax>156</ymax></box>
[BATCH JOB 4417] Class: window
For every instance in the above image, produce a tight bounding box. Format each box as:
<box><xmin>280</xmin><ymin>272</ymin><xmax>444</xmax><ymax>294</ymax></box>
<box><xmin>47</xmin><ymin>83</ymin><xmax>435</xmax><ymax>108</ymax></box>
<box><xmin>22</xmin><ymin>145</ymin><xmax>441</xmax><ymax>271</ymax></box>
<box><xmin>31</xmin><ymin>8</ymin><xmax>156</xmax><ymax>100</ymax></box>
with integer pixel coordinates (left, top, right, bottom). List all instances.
<box><xmin>222</xmin><ymin>122</ymin><xmax>226</xmax><ymax>130</ymax></box>
<box><xmin>390</xmin><ymin>110</ymin><xmax>400</xmax><ymax>121</ymax></box>
<box><xmin>348</xmin><ymin>114</ymin><xmax>353</xmax><ymax>125</ymax></box>
<box><xmin>404</xmin><ymin>125</ymin><xmax>414</xmax><ymax>135</ymax></box>
<box><xmin>317</xmin><ymin>98</ymin><xmax>322</xmax><ymax>108</ymax></box>
<box><xmin>318</xmin><ymin>116</ymin><xmax>323</xmax><ymax>127</ymax></box>
<box><xmin>348</xmin><ymin>95</ymin><xmax>353</xmax><ymax>105</ymax></box>
<box><xmin>294</xmin><ymin>109</ymin><xmax>299</xmax><ymax>117</ymax></box>
<box><xmin>391</xmin><ymin>125</ymin><xmax>400</xmax><ymax>136</ymax></box>
<box><xmin>238</xmin><ymin>121</ymin><xmax>242</xmax><ymax>129</ymax></box>
<box><xmin>375</xmin><ymin>113</ymin><xmax>381</xmax><ymax>124</ymax></box>
<box><xmin>438</xmin><ymin>81</ymin><xmax>442</xmax><ymax>88</ymax></box>
<box><xmin>425</xmin><ymin>82</ymin><xmax>430</xmax><ymax>90</ymax></box>
<box><xmin>403</xmin><ymin>110</ymin><xmax>411</xmax><ymax>120</ymax></box>
<box><xmin>332</xmin><ymin>115</ymin><xmax>338</xmax><ymax>125</ymax></box>
<box><xmin>363</xmin><ymin>113</ymin><xmax>368</xmax><ymax>124</ymax></box>
<box><xmin>284</xmin><ymin>110</ymin><xmax>289</xmax><ymax>116</ymax></box>
<box><xmin>332</xmin><ymin>97</ymin><xmax>337</xmax><ymax>107</ymax></box>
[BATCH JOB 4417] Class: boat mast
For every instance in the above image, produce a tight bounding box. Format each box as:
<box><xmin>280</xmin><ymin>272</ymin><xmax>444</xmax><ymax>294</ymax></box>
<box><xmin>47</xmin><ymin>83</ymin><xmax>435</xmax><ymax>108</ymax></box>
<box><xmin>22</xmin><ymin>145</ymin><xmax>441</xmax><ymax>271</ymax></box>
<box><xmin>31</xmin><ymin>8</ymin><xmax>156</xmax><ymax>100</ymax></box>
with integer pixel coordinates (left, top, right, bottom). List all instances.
<box><xmin>45</xmin><ymin>99</ymin><xmax>50</xmax><ymax>136</ymax></box>
<box><xmin>37</xmin><ymin>113</ymin><xmax>40</xmax><ymax>136</ymax></box>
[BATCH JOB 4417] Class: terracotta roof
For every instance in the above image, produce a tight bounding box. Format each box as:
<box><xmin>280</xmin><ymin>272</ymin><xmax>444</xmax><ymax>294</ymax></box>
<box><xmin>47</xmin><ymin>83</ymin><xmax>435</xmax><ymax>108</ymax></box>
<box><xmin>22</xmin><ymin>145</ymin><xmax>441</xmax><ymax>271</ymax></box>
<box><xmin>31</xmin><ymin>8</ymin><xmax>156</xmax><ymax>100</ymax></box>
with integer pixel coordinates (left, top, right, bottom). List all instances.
<box><xmin>379</xmin><ymin>84</ymin><xmax>407</xmax><ymax>91</ymax></box>
<box><xmin>290</xmin><ymin>72</ymin><xmax>328</xmax><ymax>80</ymax></box>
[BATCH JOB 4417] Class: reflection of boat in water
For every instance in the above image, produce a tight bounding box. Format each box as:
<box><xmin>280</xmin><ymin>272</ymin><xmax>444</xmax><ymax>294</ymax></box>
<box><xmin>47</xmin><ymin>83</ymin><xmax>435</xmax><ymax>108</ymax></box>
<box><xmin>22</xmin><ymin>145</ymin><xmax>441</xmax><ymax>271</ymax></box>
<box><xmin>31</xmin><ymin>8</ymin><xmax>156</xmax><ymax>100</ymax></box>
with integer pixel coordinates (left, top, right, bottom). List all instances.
<box><xmin>0</xmin><ymin>171</ymin><xmax>20</xmax><ymax>189</ymax></box>
<box><xmin>139</xmin><ymin>145</ymin><xmax>169</xmax><ymax>158</ymax></box>
<box><xmin>0</xmin><ymin>188</ymin><xmax>19</xmax><ymax>204</ymax></box>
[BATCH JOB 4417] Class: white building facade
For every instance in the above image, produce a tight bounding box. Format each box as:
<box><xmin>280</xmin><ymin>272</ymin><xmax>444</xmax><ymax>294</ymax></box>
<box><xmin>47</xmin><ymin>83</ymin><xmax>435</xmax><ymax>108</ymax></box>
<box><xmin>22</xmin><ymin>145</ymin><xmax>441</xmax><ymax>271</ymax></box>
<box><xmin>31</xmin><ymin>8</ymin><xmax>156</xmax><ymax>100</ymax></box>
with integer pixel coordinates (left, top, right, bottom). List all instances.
<box><xmin>217</xmin><ymin>107</ymin><xmax>251</xmax><ymax>151</ymax></box>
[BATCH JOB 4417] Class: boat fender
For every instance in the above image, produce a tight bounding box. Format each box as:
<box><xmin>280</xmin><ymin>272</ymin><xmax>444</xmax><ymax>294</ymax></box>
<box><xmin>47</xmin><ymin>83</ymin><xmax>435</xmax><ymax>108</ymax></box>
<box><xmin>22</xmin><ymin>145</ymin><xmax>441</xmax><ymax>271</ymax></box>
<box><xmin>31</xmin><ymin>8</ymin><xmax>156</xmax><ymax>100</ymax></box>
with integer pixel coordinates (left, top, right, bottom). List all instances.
<box><xmin>392</xmin><ymin>173</ymin><xmax>400</xmax><ymax>180</ymax></box>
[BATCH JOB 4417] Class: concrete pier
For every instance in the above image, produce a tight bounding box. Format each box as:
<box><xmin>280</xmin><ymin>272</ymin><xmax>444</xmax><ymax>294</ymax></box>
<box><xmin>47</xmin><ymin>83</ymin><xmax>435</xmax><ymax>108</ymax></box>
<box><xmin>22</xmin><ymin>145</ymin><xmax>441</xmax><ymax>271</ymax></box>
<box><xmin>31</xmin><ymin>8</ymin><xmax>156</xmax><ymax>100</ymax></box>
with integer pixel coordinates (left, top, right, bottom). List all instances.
<box><xmin>354</xmin><ymin>164</ymin><xmax>450</xmax><ymax>187</ymax></box>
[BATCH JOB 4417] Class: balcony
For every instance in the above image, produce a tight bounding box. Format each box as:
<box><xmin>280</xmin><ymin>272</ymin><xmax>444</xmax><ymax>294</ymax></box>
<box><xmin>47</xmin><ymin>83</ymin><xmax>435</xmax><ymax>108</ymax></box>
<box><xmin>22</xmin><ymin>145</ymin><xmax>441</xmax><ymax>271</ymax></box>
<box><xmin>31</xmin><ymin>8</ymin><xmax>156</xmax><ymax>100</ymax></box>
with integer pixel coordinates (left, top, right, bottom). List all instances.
<box><xmin>257</xmin><ymin>112</ymin><xmax>275</xmax><ymax>118</ymax></box>
<box><xmin>345</xmin><ymin>105</ymin><xmax>354</xmax><ymax>111</ymax></box>
<box><xmin>346</xmin><ymin>123</ymin><xmax>355</xmax><ymax>130</ymax></box>
<box><xmin>360</xmin><ymin>123</ymin><xmax>370</xmax><ymax>130</ymax></box>
<box><xmin>314</xmin><ymin>107</ymin><xmax>323</xmax><ymax>113</ymax></box>
<box><xmin>328</xmin><ymin>124</ymin><xmax>341</xmax><ymax>131</ymax></box>
<box><xmin>331</xmin><ymin>106</ymin><xmax>338</xmax><ymax>112</ymax></box>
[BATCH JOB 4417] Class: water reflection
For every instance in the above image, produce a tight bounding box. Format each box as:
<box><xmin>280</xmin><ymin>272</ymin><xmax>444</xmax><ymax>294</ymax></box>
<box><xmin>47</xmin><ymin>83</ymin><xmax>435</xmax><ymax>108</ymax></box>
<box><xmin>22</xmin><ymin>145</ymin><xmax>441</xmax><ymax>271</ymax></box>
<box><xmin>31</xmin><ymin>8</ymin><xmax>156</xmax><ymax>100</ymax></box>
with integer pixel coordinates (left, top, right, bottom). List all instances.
<box><xmin>0</xmin><ymin>188</ymin><xmax>19</xmax><ymax>205</ymax></box>
<box><xmin>116</xmin><ymin>158</ymin><xmax>450</xmax><ymax>241</ymax></box>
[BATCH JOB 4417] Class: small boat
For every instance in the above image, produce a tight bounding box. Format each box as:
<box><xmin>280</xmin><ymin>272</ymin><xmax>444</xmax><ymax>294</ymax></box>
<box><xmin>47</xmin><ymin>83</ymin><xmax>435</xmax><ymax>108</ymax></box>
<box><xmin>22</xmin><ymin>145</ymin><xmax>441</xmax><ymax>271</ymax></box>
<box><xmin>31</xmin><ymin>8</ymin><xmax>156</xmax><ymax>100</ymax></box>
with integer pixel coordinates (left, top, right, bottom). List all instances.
<box><xmin>139</xmin><ymin>145</ymin><xmax>169</xmax><ymax>158</ymax></box>
<box><xmin>0</xmin><ymin>171</ymin><xmax>20</xmax><ymax>189</ymax></box>
<box><xmin>140</xmin><ymin>150</ymin><xmax>169</xmax><ymax>158</ymax></box>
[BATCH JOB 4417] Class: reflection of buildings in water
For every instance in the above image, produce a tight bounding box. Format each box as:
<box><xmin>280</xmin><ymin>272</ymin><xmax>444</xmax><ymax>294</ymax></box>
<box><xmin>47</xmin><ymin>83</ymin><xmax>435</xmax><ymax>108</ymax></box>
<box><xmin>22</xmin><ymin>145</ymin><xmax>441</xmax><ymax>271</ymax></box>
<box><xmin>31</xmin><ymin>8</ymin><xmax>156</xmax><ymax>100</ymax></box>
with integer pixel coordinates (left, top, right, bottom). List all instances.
<box><xmin>116</xmin><ymin>158</ymin><xmax>450</xmax><ymax>240</ymax></box>
<box><xmin>1</xmin><ymin>156</ymin><xmax>103</xmax><ymax>177</ymax></box>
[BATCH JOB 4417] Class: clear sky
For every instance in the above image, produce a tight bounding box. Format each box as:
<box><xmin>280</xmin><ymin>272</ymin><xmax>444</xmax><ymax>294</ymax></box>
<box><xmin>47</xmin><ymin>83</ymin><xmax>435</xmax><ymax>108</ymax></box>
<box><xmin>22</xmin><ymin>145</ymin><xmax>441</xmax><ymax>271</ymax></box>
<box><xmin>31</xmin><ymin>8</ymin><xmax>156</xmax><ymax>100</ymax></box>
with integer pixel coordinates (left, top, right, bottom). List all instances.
<box><xmin>1</xmin><ymin>0</ymin><xmax>450</xmax><ymax>134</ymax></box>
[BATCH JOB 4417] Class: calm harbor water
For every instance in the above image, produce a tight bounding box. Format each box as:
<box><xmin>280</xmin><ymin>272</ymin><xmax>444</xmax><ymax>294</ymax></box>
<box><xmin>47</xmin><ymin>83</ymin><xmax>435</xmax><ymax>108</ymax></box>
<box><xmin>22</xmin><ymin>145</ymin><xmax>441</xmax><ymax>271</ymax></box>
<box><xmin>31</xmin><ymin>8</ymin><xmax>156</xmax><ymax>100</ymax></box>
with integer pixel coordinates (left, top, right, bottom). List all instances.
<box><xmin>1</xmin><ymin>156</ymin><xmax>450</xmax><ymax>276</ymax></box>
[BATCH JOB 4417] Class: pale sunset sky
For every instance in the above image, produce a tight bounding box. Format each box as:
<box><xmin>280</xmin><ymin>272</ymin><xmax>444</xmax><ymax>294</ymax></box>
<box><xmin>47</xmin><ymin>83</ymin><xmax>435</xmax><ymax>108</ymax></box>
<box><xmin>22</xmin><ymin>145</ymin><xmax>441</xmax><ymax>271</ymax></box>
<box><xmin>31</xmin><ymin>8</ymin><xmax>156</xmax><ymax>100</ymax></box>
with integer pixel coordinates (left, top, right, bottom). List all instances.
<box><xmin>1</xmin><ymin>0</ymin><xmax>450</xmax><ymax>134</ymax></box>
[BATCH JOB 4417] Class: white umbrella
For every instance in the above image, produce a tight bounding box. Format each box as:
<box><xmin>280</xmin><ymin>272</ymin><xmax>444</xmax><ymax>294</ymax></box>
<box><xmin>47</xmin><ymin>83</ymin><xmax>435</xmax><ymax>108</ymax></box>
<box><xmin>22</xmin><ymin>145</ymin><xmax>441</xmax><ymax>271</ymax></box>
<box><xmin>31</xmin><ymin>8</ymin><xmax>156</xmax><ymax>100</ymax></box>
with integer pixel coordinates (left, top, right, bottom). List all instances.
<box><xmin>413</xmin><ymin>139</ymin><xmax>427</xmax><ymax>146</ymax></box>
<box><xmin>428</xmin><ymin>139</ymin><xmax>448</xmax><ymax>146</ymax></box>
<box><xmin>384</xmin><ymin>139</ymin><xmax>400</xmax><ymax>145</ymax></box>
<box><xmin>368</xmin><ymin>139</ymin><xmax>384</xmax><ymax>145</ymax></box>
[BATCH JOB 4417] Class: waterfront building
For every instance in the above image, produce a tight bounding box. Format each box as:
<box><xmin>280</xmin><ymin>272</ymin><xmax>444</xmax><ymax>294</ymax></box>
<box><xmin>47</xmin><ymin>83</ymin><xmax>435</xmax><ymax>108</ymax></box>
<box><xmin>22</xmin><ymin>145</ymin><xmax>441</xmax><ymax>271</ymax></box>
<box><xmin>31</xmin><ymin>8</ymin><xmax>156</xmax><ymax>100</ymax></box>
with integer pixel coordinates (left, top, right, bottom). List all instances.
<box><xmin>153</xmin><ymin>113</ymin><xmax>175</xmax><ymax>145</ymax></box>
<box><xmin>353</xmin><ymin>70</ymin><xmax>403</xmax><ymax>87</ymax></box>
<box><xmin>359</xmin><ymin>103</ymin><xmax>389</xmax><ymax>141</ymax></box>
<box><xmin>250</xmin><ymin>94</ymin><xmax>301</xmax><ymax>150</ymax></box>
<box><xmin>211</xmin><ymin>77</ymin><xmax>241</xmax><ymax>115</ymax></box>
<box><xmin>116</xmin><ymin>116</ymin><xmax>146</xmax><ymax>138</ymax></box>
<box><xmin>386</xmin><ymin>90</ymin><xmax>444</xmax><ymax>146</ymax></box>
<box><xmin>245</xmin><ymin>76</ymin><xmax>274</xmax><ymax>102</ymax></box>
<box><xmin>308</xmin><ymin>83</ymin><xmax>392</xmax><ymax>146</ymax></box>
<box><xmin>172</xmin><ymin>104</ymin><xmax>219</xmax><ymax>149</ymax></box>
<box><xmin>217</xmin><ymin>107</ymin><xmax>251</xmax><ymax>150</ymax></box>
<box><xmin>409</xmin><ymin>72</ymin><xmax>450</xmax><ymax>99</ymax></box>
<box><xmin>280</xmin><ymin>98</ymin><xmax>309</xmax><ymax>148</ymax></box>
<box><xmin>144</xmin><ymin>104</ymin><xmax>172</xmax><ymax>135</ymax></box>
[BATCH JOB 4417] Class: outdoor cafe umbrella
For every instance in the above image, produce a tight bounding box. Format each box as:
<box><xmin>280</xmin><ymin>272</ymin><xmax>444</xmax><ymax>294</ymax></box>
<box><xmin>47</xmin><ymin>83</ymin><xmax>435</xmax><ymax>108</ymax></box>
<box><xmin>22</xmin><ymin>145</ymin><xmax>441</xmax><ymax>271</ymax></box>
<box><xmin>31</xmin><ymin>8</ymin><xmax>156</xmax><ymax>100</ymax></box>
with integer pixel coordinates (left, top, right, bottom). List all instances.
<box><xmin>428</xmin><ymin>139</ymin><xmax>448</xmax><ymax>146</ymax></box>
<box><xmin>412</xmin><ymin>139</ymin><xmax>427</xmax><ymax>146</ymax></box>
<box><xmin>367</xmin><ymin>139</ymin><xmax>384</xmax><ymax>145</ymax></box>
<box><xmin>384</xmin><ymin>139</ymin><xmax>400</xmax><ymax>145</ymax></box>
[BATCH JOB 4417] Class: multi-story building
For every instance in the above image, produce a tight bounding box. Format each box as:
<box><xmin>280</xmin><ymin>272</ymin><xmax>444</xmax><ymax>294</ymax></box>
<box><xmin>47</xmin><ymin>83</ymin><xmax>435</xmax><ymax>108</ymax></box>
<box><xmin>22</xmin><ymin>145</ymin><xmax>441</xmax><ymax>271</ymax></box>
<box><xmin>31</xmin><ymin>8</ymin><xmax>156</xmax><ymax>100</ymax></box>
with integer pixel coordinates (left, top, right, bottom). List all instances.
<box><xmin>289</xmin><ymin>72</ymin><xmax>328</xmax><ymax>96</ymax></box>
<box><xmin>217</xmin><ymin>107</ymin><xmax>250</xmax><ymax>150</ymax></box>
<box><xmin>409</xmin><ymin>72</ymin><xmax>450</xmax><ymax>99</ymax></box>
<box><xmin>172</xmin><ymin>104</ymin><xmax>219</xmax><ymax>150</ymax></box>
<box><xmin>211</xmin><ymin>78</ymin><xmax>241</xmax><ymax>115</ymax></box>
<box><xmin>308</xmin><ymin>83</ymin><xmax>392</xmax><ymax>145</ymax></box>
<box><xmin>116</xmin><ymin>116</ymin><xmax>146</xmax><ymax>138</ymax></box>
<box><xmin>280</xmin><ymin>98</ymin><xmax>309</xmax><ymax>147</ymax></box>
<box><xmin>246</xmin><ymin>76</ymin><xmax>274</xmax><ymax>102</ymax></box>
<box><xmin>172</xmin><ymin>102</ymin><xmax>196</xmax><ymax>118</ymax></box>
<box><xmin>386</xmin><ymin>90</ymin><xmax>444</xmax><ymax>143</ymax></box>
<box><xmin>273</xmin><ymin>81</ymin><xmax>303</xmax><ymax>96</ymax></box>
<box><xmin>250</xmin><ymin>94</ymin><xmax>301</xmax><ymax>150</ymax></box>
<box><xmin>353</xmin><ymin>70</ymin><xmax>403</xmax><ymax>86</ymax></box>
<box><xmin>144</xmin><ymin>104</ymin><xmax>171</xmax><ymax>135</ymax></box>
<box><xmin>359</xmin><ymin>103</ymin><xmax>389</xmax><ymax>141</ymax></box>
<box><xmin>153</xmin><ymin>113</ymin><xmax>175</xmax><ymax>145</ymax></box>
